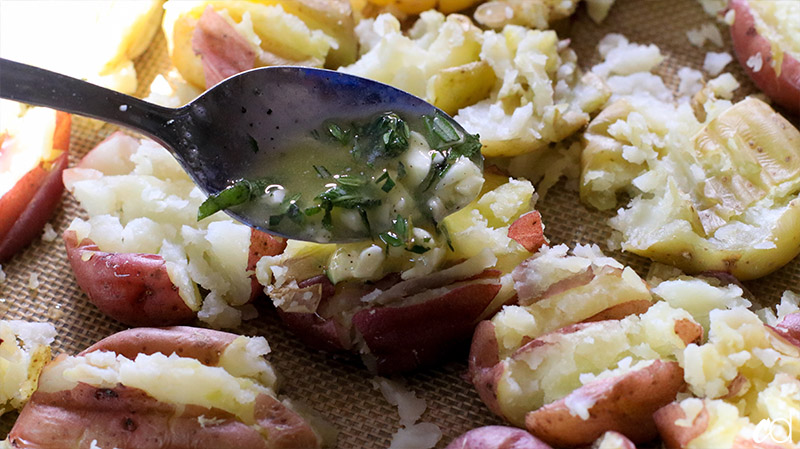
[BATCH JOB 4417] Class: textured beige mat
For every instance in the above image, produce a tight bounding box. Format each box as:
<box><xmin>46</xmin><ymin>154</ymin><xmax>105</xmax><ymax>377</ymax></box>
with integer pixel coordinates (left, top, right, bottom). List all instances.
<box><xmin>1</xmin><ymin>0</ymin><xmax>798</xmax><ymax>446</ymax></box>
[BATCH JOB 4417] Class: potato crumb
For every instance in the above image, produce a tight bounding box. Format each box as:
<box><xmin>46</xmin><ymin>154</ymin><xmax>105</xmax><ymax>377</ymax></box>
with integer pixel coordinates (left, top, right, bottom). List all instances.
<box><xmin>0</xmin><ymin>264</ymin><xmax>5</xmax><ymax>284</ymax></box>
<box><xmin>41</xmin><ymin>223</ymin><xmax>57</xmax><ymax>242</ymax></box>
<box><xmin>703</xmin><ymin>51</ymin><xmax>733</xmax><ymax>76</ymax></box>
<box><xmin>27</xmin><ymin>273</ymin><xmax>40</xmax><ymax>290</ymax></box>
<box><xmin>746</xmin><ymin>52</ymin><xmax>763</xmax><ymax>72</ymax></box>
<box><xmin>372</xmin><ymin>377</ymin><xmax>442</xmax><ymax>449</ymax></box>
<box><xmin>686</xmin><ymin>23</ymin><xmax>724</xmax><ymax>47</ymax></box>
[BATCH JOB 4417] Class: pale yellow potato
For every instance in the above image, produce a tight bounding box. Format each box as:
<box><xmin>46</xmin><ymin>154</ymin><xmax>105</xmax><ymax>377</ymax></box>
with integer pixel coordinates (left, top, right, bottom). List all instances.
<box><xmin>0</xmin><ymin>0</ymin><xmax>164</xmax><ymax>94</ymax></box>
<box><xmin>491</xmin><ymin>243</ymin><xmax>654</xmax><ymax>358</ymax></box>
<box><xmin>583</xmin><ymin>96</ymin><xmax>800</xmax><ymax>280</ymax></box>
<box><xmin>163</xmin><ymin>0</ymin><xmax>358</xmax><ymax>89</ymax></box>
<box><xmin>0</xmin><ymin>320</ymin><xmax>56</xmax><ymax>415</ymax></box>
<box><xmin>474</xmin><ymin>0</ymin><xmax>615</xmax><ymax>29</ymax></box>
<box><xmin>487</xmin><ymin>301</ymin><xmax>699</xmax><ymax>426</ymax></box>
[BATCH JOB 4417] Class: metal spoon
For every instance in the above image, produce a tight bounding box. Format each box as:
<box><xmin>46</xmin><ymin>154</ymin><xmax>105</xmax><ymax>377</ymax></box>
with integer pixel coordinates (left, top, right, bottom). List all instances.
<box><xmin>0</xmin><ymin>58</ymin><xmax>480</xmax><ymax>243</ymax></box>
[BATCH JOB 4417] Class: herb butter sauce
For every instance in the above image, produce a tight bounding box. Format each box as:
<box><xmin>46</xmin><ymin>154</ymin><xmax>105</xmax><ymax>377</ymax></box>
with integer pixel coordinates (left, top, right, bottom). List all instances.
<box><xmin>199</xmin><ymin>112</ymin><xmax>484</xmax><ymax>244</ymax></box>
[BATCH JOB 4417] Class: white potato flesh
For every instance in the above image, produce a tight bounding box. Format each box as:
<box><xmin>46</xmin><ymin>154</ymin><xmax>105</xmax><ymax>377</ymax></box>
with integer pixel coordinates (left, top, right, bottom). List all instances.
<box><xmin>65</xmin><ymin>134</ymin><xmax>255</xmax><ymax>327</ymax></box>
<box><xmin>680</xmin><ymin>307</ymin><xmax>800</xmax><ymax>410</ymax></box>
<box><xmin>496</xmin><ymin>302</ymin><xmax>698</xmax><ymax>426</ymax></box>
<box><xmin>581</xmin><ymin>34</ymin><xmax>800</xmax><ymax>280</ymax></box>
<box><xmin>39</xmin><ymin>335</ymin><xmax>277</xmax><ymax>426</ymax></box>
<box><xmin>0</xmin><ymin>320</ymin><xmax>56</xmax><ymax>415</ymax></box>
<box><xmin>493</xmin><ymin>243</ymin><xmax>653</xmax><ymax>357</ymax></box>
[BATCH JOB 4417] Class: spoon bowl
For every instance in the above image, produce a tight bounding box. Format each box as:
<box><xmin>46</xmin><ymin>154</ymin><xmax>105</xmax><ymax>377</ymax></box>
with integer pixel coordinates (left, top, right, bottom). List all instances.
<box><xmin>0</xmin><ymin>58</ymin><xmax>481</xmax><ymax>242</ymax></box>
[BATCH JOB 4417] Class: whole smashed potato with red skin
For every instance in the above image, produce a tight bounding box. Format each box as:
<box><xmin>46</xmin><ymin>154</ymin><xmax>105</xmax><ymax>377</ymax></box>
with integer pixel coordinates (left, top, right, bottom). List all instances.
<box><xmin>7</xmin><ymin>327</ymin><xmax>324</xmax><ymax>449</ymax></box>
<box><xmin>64</xmin><ymin>227</ymin><xmax>284</xmax><ymax>327</ymax></box>
<box><xmin>444</xmin><ymin>426</ymin><xmax>553</xmax><ymax>449</ymax></box>
<box><xmin>62</xmin><ymin>132</ymin><xmax>287</xmax><ymax>328</ymax></box>
<box><xmin>729</xmin><ymin>0</ymin><xmax>800</xmax><ymax>115</ymax></box>
<box><xmin>0</xmin><ymin>110</ymin><xmax>70</xmax><ymax>262</ymax></box>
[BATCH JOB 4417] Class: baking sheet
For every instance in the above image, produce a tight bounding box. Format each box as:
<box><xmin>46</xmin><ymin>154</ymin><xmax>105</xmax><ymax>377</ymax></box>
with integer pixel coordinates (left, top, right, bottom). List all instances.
<box><xmin>2</xmin><ymin>0</ymin><xmax>799</xmax><ymax>446</ymax></box>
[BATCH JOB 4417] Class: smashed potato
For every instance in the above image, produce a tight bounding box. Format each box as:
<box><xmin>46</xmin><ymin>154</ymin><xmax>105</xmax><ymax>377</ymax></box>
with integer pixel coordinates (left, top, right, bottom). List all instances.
<box><xmin>581</xmin><ymin>33</ymin><xmax>800</xmax><ymax>280</ymax></box>
<box><xmin>7</xmin><ymin>327</ymin><xmax>333</xmax><ymax>448</ymax></box>
<box><xmin>341</xmin><ymin>11</ymin><xmax>609</xmax><ymax>157</ymax></box>
<box><xmin>163</xmin><ymin>0</ymin><xmax>358</xmax><ymax>89</ymax></box>
<box><xmin>0</xmin><ymin>0</ymin><xmax>164</xmax><ymax>94</ymax></box>
<box><xmin>0</xmin><ymin>320</ymin><xmax>55</xmax><ymax>416</ymax></box>
<box><xmin>256</xmin><ymin>173</ymin><xmax>545</xmax><ymax>373</ymax></box>
<box><xmin>63</xmin><ymin>133</ymin><xmax>285</xmax><ymax>329</ymax></box>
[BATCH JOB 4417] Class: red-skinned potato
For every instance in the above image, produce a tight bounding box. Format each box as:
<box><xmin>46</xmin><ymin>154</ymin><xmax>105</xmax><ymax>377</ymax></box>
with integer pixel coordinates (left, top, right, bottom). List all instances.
<box><xmin>7</xmin><ymin>326</ymin><xmax>329</xmax><ymax>449</ymax></box>
<box><xmin>64</xmin><ymin>227</ymin><xmax>284</xmax><ymax>327</ymax></box>
<box><xmin>654</xmin><ymin>397</ymin><xmax>799</xmax><ymax>449</ymax></box>
<box><xmin>277</xmin><ymin>266</ymin><xmax>511</xmax><ymax>374</ymax></box>
<box><xmin>444</xmin><ymin>426</ymin><xmax>553</xmax><ymax>449</ymax></box>
<box><xmin>62</xmin><ymin>132</ymin><xmax>288</xmax><ymax>328</ymax></box>
<box><xmin>261</xmin><ymin>175</ymin><xmax>544</xmax><ymax>374</ymax></box>
<box><xmin>729</xmin><ymin>0</ymin><xmax>800</xmax><ymax>115</ymax></box>
<box><xmin>0</xmin><ymin>108</ymin><xmax>71</xmax><ymax>262</ymax></box>
<box><xmin>469</xmin><ymin>301</ymin><xmax>702</xmax><ymax>447</ymax></box>
<box><xmin>524</xmin><ymin>360</ymin><xmax>685</xmax><ymax>448</ymax></box>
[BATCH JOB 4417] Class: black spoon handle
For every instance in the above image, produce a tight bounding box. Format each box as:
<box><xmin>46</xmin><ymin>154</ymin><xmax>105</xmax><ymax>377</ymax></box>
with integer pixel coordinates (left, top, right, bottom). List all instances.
<box><xmin>0</xmin><ymin>58</ymin><xmax>182</xmax><ymax>149</ymax></box>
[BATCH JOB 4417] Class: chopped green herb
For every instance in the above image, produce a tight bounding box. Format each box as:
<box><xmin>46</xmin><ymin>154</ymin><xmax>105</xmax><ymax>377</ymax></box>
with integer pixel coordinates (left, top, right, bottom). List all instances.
<box><xmin>198</xmin><ymin>178</ymin><xmax>267</xmax><ymax>220</ymax></box>
<box><xmin>397</xmin><ymin>161</ymin><xmax>407</xmax><ymax>179</ymax></box>
<box><xmin>376</xmin><ymin>171</ymin><xmax>395</xmax><ymax>193</ymax></box>
<box><xmin>304</xmin><ymin>205</ymin><xmax>322</xmax><ymax>216</ymax></box>
<box><xmin>248</xmin><ymin>134</ymin><xmax>260</xmax><ymax>154</ymax></box>
<box><xmin>314</xmin><ymin>165</ymin><xmax>331</xmax><ymax>178</ymax></box>
<box><xmin>334</xmin><ymin>174</ymin><xmax>366</xmax><ymax>187</ymax></box>
<box><xmin>327</xmin><ymin>122</ymin><xmax>350</xmax><ymax>145</ymax></box>
<box><xmin>407</xmin><ymin>245</ymin><xmax>430</xmax><ymax>254</ymax></box>
<box><xmin>351</xmin><ymin>112</ymin><xmax>410</xmax><ymax>165</ymax></box>
<box><xmin>437</xmin><ymin>223</ymin><xmax>454</xmax><ymax>252</ymax></box>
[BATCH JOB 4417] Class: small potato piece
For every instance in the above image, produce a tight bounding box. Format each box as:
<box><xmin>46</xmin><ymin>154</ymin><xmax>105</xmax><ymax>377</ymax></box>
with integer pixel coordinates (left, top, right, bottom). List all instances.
<box><xmin>444</xmin><ymin>426</ymin><xmax>552</xmax><ymax>449</ymax></box>
<box><xmin>729</xmin><ymin>0</ymin><xmax>800</xmax><ymax>115</ymax></box>
<box><xmin>8</xmin><ymin>327</ymin><xmax>328</xmax><ymax>449</ymax></box>
<box><xmin>0</xmin><ymin>320</ymin><xmax>56</xmax><ymax>415</ymax></box>
<box><xmin>592</xmin><ymin>431</ymin><xmax>636</xmax><ymax>449</ymax></box>
<box><xmin>0</xmin><ymin>108</ymin><xmax>70</xmax><ymax>262</ymax></box>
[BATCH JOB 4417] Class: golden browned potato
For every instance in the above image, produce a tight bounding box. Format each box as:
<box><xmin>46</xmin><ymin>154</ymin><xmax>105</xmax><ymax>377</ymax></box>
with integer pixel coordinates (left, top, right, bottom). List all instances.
<box><xmin>7</xmin><ymin>327</ymin><xmax>333</xmax><ymax>448</ymax></box>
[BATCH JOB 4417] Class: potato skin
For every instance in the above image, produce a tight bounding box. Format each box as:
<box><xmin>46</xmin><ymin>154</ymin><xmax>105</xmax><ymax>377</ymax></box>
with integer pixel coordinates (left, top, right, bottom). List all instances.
<box><xmin>8</xmin><ymin>327</ymin><xmax>320</xmax><ymax>449</ymax></box>
<box><xmin>279</xmin><ymin>273</ymin><xmax>506</xmax><ymax>374</ymax></box>
<box><xmin>64</xmin><ymin>230</ymin><xmax>196</xmax><ymax>327</ymax></box>
<box><xmin>524</xmin><ymin>360</ymin><xmax>686</xmax><ymax>448</ymax></box>
<box><xmin>445</xmin><ymin>426</ymin><xmax>553</xmax><ymax>449</ymax></box>
<box><xmin>0</xmin><ymin>112</ymin><xmax>71</xmax><ymax>262</ymax></box>
<box><xmin>729</xmin><ymin>0</ymin><xmax>800</xmax><ymax>115</ymax></box>
<box><xmin>65</xmin><ymin>228</ymin><xmax>285</xmax><ymax>327</ymax></box>
<box><xmin>653</xmin><ymin>401</ymin><xmax>709</xmax><ymax>449</ymax></box>
<box><xmin>352</xmin><ymin>280</ymin><xmax>503</xmax><ymax>374</ymax></box>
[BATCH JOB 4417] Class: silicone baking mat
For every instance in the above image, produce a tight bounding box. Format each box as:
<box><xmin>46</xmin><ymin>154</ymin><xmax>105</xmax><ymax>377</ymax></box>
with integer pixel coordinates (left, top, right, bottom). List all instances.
<box><xmin>2</xmin><ymin>0</ymin><xmax>799</xmax><ymax>446</ymax></box>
